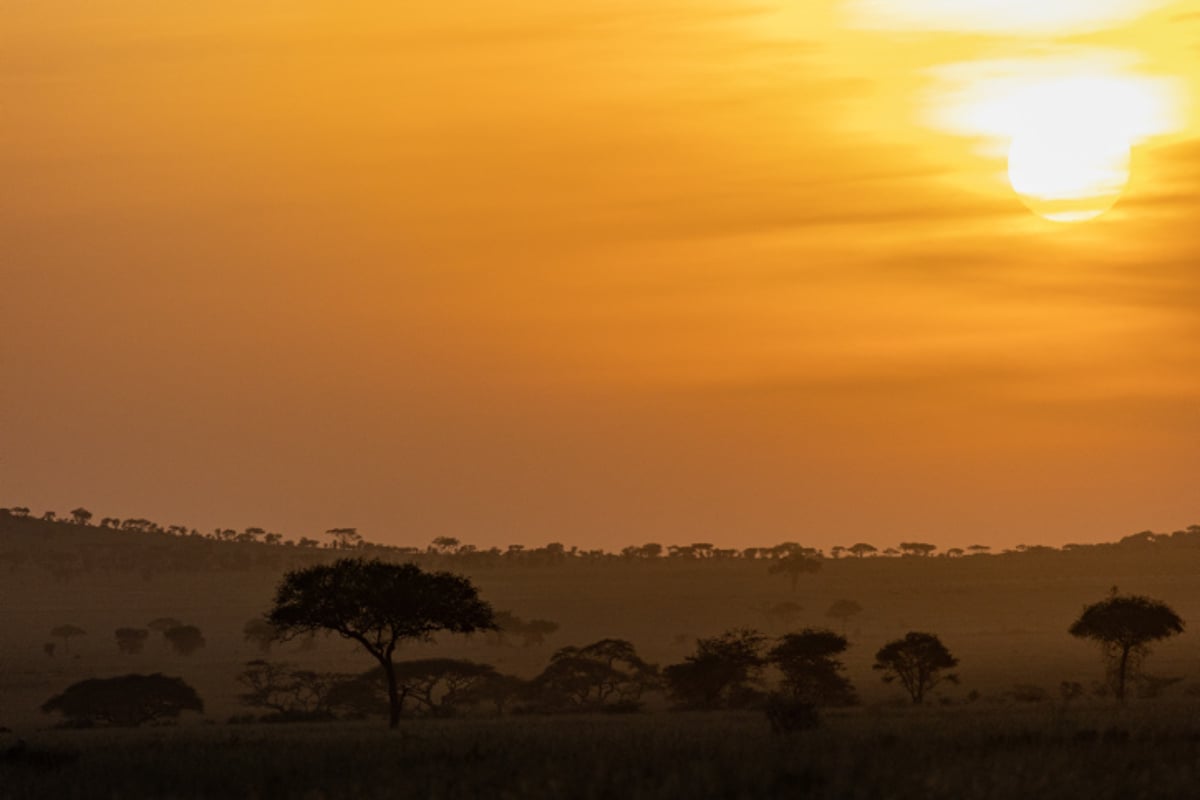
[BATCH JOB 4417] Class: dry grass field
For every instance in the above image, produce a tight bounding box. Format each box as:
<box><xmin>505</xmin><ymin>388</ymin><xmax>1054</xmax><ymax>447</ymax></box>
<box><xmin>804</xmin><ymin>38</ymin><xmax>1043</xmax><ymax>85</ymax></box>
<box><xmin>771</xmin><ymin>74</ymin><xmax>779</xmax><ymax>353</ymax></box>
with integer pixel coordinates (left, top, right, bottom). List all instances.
<box><xmin>5</xmin><ymin>706</ymin><xmax>1200</xmax><ymax>799</ymax></box>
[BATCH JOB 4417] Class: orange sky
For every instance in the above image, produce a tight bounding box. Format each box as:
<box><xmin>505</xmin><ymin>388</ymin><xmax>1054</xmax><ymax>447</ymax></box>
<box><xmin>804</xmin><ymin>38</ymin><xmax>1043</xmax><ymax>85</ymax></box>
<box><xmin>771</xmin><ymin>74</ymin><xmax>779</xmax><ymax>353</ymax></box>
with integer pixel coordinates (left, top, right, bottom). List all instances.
<box><xmin>3</xmin><ymin>1</ymin><xmax>1199</xmax><ymax>551</ymax></box>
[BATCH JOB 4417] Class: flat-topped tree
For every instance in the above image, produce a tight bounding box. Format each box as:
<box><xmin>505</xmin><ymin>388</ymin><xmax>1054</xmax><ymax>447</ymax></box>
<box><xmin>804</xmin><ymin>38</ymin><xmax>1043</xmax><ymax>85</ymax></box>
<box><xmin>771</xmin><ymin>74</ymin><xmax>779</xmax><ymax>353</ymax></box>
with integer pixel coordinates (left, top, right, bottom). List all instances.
<box><xmin>267</xmin><ymin>558</ymin><xmax>495</xmax><ymax>728</ymax></box>
<box><xmin>51</xmin><ymin>624</ymin><xmax>87</xmax><ymax>655</ymax></box>
<box><xmin>164</xmin><ymin>625</ymin><xmax>206</xmax><ymax>656</ymax></box>
<box><xmin>768</xmin><ymin>553</ymin><xmax>822</xmax><ymax>593</ymax></box>
<box><xmin>873</xmin><ymin>632</ymin><xmax>958</xmax><ymax>704</ymax></box>
<box><xmin>325</xmin><ymin>528</ymin><xmax>362</xmax><ymax>549</ymax></box>
<box><xmin>1069</xmin><ymin>589</ymin><xmax>1184</xmax><ymax>702</ymax></box>
<box><xmin>826</xmin><ymin>599</ymin><xmax>863</xmax><ymax>634</ymax></box>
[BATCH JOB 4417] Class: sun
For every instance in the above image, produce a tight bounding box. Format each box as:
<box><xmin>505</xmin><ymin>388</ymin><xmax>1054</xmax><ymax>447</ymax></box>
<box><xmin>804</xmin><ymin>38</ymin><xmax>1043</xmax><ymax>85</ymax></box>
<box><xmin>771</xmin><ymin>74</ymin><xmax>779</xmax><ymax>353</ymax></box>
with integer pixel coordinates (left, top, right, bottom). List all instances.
<box><xmin>926</xmin><ymin>56</ymin><xmax>1183</xmax><ymax>224</ymax></box>
<box><xmin>1007</xmin><ymin>126</ymin><xmax>1132</xmax><ymax>223</ymax></box>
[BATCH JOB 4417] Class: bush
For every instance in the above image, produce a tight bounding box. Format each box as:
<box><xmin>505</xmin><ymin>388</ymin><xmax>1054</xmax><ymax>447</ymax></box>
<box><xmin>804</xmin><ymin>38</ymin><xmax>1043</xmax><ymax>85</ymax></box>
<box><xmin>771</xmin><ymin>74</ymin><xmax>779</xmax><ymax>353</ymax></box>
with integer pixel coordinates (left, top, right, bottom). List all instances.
<box><xmin>42</xmin><ymin>674</ymin><xmax>204</xmax><ymax>727</ymax></box>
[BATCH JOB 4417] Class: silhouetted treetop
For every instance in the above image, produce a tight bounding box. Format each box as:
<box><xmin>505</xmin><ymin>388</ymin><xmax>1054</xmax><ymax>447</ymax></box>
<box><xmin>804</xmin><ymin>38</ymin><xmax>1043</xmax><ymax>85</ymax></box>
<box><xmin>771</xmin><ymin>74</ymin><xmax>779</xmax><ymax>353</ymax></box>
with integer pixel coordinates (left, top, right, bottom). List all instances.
<box><xmin>873</xmin><ymin>632</ymin><xmax>958</xmax><ymax>704</ymax></box>
<box><xmin>42</xmin><ymin>674</ymin><xmax>203</xmax><ymax>727</ymax></box>
<box><xmin>1069</xmin><ymin>589</ymin><xmax>1184</xmax><ymax>702</ymax></box>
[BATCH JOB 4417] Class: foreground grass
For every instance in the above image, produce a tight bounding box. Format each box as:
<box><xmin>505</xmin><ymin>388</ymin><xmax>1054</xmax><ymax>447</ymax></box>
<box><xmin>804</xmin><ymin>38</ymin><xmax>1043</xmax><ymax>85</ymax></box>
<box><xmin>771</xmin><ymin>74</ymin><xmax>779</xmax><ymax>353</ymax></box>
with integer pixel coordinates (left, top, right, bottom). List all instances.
<box><xmin>3</xmin><ymin>706</ymin><xmax>1200</xmax><ymax>799</ymax></box>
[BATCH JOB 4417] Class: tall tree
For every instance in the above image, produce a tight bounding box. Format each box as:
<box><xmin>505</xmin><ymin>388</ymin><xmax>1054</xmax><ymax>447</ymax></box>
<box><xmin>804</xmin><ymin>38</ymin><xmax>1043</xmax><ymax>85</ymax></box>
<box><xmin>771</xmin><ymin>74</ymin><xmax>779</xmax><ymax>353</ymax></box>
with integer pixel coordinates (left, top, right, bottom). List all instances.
<box><xmin>1068</xmin><ymin>589</ymin><xmax>1184</xmax><ymax>702</ymax></box>
<box><xmin>266</xmin><ymin>558</ymin><xmax>495</xmax><ymax>728</ymax></box>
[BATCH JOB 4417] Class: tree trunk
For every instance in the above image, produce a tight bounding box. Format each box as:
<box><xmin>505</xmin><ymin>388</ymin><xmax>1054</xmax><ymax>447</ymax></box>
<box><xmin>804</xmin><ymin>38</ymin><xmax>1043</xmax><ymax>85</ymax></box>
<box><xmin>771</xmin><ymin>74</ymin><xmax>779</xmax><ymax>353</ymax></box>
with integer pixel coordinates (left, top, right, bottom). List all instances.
<box><xmin>384</xmin><ymin>659</ymin><xmax>401</xmax><ymax>728</ymax></box>
<box><xmin>1117</xmin><ymin>645</ymin><xmax>1129</xmax><ymax>703</ymax></box>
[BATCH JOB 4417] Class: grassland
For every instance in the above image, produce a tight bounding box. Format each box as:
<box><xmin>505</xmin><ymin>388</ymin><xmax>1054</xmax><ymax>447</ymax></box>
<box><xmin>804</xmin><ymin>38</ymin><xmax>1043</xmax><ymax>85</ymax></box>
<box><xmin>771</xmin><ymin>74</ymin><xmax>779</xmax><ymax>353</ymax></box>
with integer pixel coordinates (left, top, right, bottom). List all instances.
<box><xmin>5</xmin><ymin>705</ymin><xmax>1200</xmax><ymax>799</ymax></box>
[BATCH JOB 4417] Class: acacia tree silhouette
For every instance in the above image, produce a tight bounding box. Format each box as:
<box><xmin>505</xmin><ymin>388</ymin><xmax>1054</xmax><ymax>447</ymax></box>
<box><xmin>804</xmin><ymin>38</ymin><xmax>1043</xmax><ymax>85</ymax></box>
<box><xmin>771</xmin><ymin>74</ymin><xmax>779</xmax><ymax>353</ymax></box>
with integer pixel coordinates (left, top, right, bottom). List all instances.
<box><xmin>768</xmin><ymin>553</ymin><xmax>821</xmax><ymax>593</ymax></box>
<box><xmin>769</xmin><ymin>628</ymin><xmax>857</xmax><ymax>707</ymax></box>
<box><xmin>43</xmin><ymin>674</ymin><xmax>202</xmax><ymax>727</ymax></box>
<box><xmin>873</xmin><ymin>632</ymin><xmax>958</xmax><ymax>704</ymax></box>
<box><xmin>1069</xmin><ymin>588</ymin><xmax>1184</xmax><ymax>702</ymax></box>
<box><xmin>267</xmin><ymin>558</ymin><xmax>495</xmax><ymax>728</ymax></box>
<box><xmin>50</xmin><ymin>624</ymin><xmax>86</xmax><ymax>655</ymax></box>
<box><xmin>826</xmin><ymin>599</ymin><xmax>863</xmax><ymax>635</ymax></box>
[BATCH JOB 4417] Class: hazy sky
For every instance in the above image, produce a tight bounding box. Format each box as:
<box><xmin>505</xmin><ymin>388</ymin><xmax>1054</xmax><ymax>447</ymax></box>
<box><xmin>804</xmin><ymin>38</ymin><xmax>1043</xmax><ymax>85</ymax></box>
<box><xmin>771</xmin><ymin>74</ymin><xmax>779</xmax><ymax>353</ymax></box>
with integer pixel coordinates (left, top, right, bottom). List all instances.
<box><xmin>3</xmin><ymin>1</ymin><xmax>1199</xmax><ymax>551</ymax></box>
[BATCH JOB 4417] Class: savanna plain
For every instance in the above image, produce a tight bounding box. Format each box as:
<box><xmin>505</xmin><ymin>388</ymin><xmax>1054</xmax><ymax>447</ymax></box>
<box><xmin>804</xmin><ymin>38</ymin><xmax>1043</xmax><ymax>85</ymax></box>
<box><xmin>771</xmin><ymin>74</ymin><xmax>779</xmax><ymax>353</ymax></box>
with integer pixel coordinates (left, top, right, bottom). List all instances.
<box><xmin>3</xmin><ymin>512</ymin><xmax>1200</xmax><ymax>799</ymax></box>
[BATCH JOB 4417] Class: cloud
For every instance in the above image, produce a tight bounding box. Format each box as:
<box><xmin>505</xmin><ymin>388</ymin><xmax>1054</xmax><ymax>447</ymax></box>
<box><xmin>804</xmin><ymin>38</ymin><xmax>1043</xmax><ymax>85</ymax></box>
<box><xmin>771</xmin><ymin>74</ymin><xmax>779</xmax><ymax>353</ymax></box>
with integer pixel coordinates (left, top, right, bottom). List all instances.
<box><xmin>843</xmin><ymin>0</ymin><xmax>1172</xmax><ymax>35</ymax></box>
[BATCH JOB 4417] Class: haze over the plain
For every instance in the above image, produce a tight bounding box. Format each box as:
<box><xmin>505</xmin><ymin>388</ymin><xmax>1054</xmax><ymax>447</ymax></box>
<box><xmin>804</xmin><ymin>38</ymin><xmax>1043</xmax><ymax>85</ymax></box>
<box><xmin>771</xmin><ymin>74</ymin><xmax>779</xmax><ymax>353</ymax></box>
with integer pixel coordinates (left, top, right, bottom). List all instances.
<box><xmin>3</xmin><ymin>0</ymin><xmax>1199</xmax><ymax>550</ymax></box>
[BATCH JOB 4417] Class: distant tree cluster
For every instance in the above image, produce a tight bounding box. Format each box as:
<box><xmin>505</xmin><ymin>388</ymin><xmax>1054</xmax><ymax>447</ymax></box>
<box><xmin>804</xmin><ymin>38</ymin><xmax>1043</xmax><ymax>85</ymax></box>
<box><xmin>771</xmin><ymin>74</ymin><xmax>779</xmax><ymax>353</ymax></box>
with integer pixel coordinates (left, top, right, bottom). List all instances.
<box><xmin>491</xmin><ymin>611</ymin><xmax>560</xmax><ymax>647</ymax></box>
<box><xmin>31</xmin><ymin>551</ymin><xmax>1191</xmax><ymax>734</ymax></box>
<box><xmin>662</xmin><ymin>628</ymin><xmax>860</xmax><ymax>712</ymax></box>
<box><xmin>6</xmin><ymin>507</ymin><xmax>1200</xmax><ymax>581</ymax></box>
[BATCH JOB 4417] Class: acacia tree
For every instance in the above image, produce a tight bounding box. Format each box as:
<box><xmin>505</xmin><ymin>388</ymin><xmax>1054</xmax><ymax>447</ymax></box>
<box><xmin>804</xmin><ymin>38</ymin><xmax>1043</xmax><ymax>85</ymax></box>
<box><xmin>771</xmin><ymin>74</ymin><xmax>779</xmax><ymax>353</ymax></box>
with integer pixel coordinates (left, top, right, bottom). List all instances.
<box><xmin>534</xmin><ymin>639</ymin><xmax>658</xmax><ymax>711</ymax></box>
<box><xmin>768</xmin><ymin>553</ymin><xmax>822</xmax><ymax>593</ymax></box>
<box><xmin>236</xmin><ymin>660</ymin><xmax>344</xmax><ymax>718</ymax></box>
<box><xmin>826</xmin><ymin>599</ymin><xmax>863</xmax><ymax>634</ymax></box>
<box><xmin>1068</xmin><ymin>590</ymin><xmax>1184</xmax><ymax>702</ymax></box>
<box><xmin>164</xmin><ymin>625</ymin><xmax>206</xmax><ymax>656</ymax></box>
<box><xmin>663</xmin><ymin>629</ymin><xmax>769</xmax><ymax>709</ymax></box>
<box><xmin>266</xmin><ymin>558</ymin><xmax>495</xmax><ymax>728</ymax></box>
<box><xmin>873</xmin><ymin>632</ymin><xmax>958</xmax><ymax>704</ymax></box>
<box><xmin>769</xmin><ymin>629</ymin><xmax>857</xmax><ymax>707</ymax></box>
<box><xmin>50</xmin><ymin>624</ymin><xmax>87</xmax><ymax>655</ymax></box>
<box><xmin>325</xmin><ymin>528</ymin><xmax>363</xmax><ymax>549</ymax></box>
<box><xmin>42</xmin><ymin>674</ymin><xmax>203</xmax><ymax>727</ymax></box>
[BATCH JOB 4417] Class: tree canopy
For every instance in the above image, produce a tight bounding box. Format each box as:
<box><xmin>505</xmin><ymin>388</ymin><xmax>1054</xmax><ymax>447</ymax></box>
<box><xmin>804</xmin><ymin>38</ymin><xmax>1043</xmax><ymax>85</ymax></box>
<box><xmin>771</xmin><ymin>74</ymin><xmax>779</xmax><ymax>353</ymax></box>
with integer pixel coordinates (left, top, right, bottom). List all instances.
<box><xmin>873</xmin><ymin>632</ymin><xmax>958</xmax><ymax>704</ymax></box>
<box><xmin>1069</xmin><ymin>590</ymin><xmax>1184</xmax><ymax>702</ymax></box>
<box><xmin>42</xmin><ymin>673</ymin><xmax>203</xmax><ymax>727</ymax></box>
<box><xmin>664</xmin><ymin>629</ymin><xmax>769</xmax><ymax>709</ymax></box>
<box><xmin>769</xmin><ymin>629</ymin><xmax>857</xmax><ymax>707</ymax></box>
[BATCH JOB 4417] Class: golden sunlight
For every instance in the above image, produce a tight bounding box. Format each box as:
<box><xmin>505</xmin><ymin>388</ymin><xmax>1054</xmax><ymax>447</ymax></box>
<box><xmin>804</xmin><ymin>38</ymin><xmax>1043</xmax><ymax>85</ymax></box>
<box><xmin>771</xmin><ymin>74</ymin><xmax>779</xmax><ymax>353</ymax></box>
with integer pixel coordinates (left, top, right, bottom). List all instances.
<box><xmin>845</xmin><ymin>0</ymin><xmax>1170</xmax><ymax>34</ymax></box>
<box><xmin>925</xmin><ymin>53</ymin><xmax>1184</xmax><ymax>221</ymax></box>
<box><xmin>1007</xmin><ymin>129</ymin><xmax>1130</xmax><ymax>222</ymax></box>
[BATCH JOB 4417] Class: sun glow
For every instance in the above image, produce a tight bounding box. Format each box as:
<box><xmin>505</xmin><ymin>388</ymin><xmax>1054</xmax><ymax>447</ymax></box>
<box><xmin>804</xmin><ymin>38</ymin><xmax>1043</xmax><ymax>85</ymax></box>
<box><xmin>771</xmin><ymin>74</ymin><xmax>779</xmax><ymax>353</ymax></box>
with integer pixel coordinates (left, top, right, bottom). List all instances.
<box><xmin>844</xmin><ymin>0</ymin><xmax>1171</xmax><ymax>34</ymax></box>
<box><xmin>1007</xmin><ymin>129</ymin><xmax>1131</xmax><ymax>222</ymax></box>
<box><xmin>926</xmin><ymin>54</ymin><xmax>1184</xmax><ymax>222</ymax></box>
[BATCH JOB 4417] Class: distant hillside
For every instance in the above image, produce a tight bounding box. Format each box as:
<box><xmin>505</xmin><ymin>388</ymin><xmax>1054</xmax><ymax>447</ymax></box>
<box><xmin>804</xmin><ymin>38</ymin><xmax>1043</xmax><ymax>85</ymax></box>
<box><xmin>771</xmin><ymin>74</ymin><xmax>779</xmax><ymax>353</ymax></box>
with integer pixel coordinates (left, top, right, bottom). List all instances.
<box><xmin>3</xmin><ymin>505</ymin><xmax>1200</xmax><ymax>728</ymax></box>
<box><xmin>4</xmin><ymin>505</ymin><xmax>1199</xmax><ymax>578</ymax></box>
